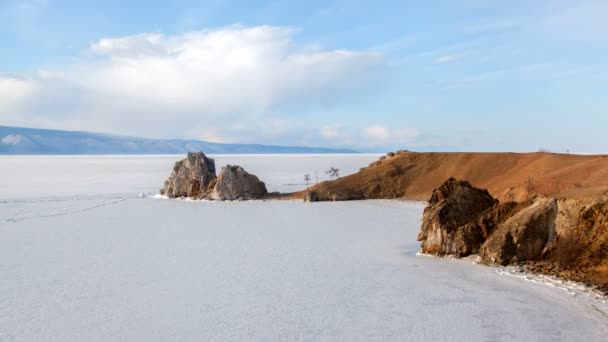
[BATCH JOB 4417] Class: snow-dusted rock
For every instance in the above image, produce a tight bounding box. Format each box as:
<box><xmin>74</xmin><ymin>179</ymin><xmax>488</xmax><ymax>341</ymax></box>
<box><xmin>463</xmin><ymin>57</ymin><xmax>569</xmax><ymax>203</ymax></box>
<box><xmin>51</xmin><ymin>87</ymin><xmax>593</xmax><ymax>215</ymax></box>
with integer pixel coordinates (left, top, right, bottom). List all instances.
<box><xmin>160</xmin><ymin>152</ymin><xmax>216</xmax><ymax>198</ymax></box>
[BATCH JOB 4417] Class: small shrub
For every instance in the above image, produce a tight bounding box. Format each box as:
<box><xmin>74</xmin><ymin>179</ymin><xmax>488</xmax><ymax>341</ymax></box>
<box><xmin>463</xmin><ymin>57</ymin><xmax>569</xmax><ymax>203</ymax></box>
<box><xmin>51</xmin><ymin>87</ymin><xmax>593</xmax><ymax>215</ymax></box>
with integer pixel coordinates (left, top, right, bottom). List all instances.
<box><xmin>392</xmin><ymin>164</ymin><xmax>405</xmax><ymax>176</ymax></box>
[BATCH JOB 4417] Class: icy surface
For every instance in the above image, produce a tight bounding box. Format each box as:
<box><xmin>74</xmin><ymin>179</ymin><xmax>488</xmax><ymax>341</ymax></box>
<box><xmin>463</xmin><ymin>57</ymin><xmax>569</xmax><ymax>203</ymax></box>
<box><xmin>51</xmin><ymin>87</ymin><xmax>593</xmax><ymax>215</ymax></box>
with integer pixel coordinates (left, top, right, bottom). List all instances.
<box><xmin>0</xmin><ymin>155</ymin><xmax>607</xmax><ymax>341</ymax></box>
<box><xmin>0</xmin><ymin>154</ymin><xmax>380</xmax><ymax>200</ymax></box>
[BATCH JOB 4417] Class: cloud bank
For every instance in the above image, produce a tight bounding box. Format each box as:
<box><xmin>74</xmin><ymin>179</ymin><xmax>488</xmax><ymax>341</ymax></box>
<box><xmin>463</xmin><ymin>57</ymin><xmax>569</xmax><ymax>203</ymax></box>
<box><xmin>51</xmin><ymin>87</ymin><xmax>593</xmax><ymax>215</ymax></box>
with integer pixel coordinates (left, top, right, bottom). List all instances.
<box><xmin>1</xmin><ymin>25</ymin><xmax>383</xmax><ymax>143</ymax></box>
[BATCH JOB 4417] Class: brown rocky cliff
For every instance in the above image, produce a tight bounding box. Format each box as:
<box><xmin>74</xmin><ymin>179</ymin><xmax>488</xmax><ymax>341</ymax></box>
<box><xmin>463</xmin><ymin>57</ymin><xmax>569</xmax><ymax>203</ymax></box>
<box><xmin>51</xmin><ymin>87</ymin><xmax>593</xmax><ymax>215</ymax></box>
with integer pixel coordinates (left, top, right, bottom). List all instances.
<box><xmin>418</xmin><ymin>178</ymin><xmax>608</xmax><ymax>292</ymax></box>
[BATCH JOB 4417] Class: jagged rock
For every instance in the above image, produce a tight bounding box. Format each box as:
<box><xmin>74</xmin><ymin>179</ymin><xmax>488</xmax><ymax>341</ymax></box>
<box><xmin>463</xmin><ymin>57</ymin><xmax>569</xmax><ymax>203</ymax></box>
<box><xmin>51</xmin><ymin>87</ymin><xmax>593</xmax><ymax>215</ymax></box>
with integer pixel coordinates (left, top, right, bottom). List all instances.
<box><xmin>159</xmin><ymin>153</ymin><xmax>270</xmax><ymax>201</ymax></box>
<box><xmin>160</xmin><ymin>152</ymin><xmax>216</xmax><ymax>198</ymax></box>
<box><xmin>417</xmin><ymin>178</ymin><xmax>498</xmax><ymax>256</ymax></box>
<box><xmin>210</xmin><ymin>165</ymin><xmax>268</xmax><ymax>200</ymax></box>
<box><xmin>419</xmin><ymin>178</ymin><xmax>601</xmax><ymax>269</ymax></box>
<box><xmin>416</xmin><ymin>177</ymin><xmax>608</xmax><ymax>290</ymax></box>
<box><xmin>451</xmin><ymin>200</ymin><xmax>531</xmax><ymax>256</ymax></box>
<box><xmin>479</xmin><ymin>197</ymin><xmax>557</xmax><ymax>265</ymax></box>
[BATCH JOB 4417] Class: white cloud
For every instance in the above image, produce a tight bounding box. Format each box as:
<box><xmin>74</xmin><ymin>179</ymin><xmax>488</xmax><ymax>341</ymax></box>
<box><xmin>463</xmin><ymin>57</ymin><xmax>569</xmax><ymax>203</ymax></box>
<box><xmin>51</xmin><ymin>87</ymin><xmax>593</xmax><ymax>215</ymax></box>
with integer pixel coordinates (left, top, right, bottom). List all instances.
<box><xmin>364</xmin><ymin>125</ymin><xmax>419</xmax><ymax>146</ymax></box>
<box><xmin>320</xmin><ymin>125</ymin><xmax>340</xmax><ymax>139</ymax></box>
<box><xmin>434</xmin><ymin>55</ymin><xmax>460</xmax><ymax>63</ymax></box>
<box><xmin>1</xmin><ymin>25</ymin><xmax>382</xmax><ymax>140</ymax></box>
<box><xmin>539</xmin><ymin>1</ymin><xmax>608</xmax><ymax>43</ymax></box>
<box><xmin>0</xmin><ymin>76</ymin><xmax>36</xmax><ymax>112</ymax></box>
<box><xmin>314</xmin><ymin>124</ymin><xmax>419</xmax><ymax>148</ymax></box>
<box><xmin>364</xmin><ymin>125</ymin><xmax>389</xmax><ymax>140</ymax></box>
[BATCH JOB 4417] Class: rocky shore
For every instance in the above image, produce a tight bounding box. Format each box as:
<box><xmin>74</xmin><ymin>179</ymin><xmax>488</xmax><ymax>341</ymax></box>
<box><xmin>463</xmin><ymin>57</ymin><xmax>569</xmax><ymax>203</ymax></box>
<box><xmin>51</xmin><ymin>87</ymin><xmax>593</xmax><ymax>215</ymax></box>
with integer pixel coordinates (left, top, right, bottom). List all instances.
<box><xmin>418</xmin><ymin>178</ymin><xmax>608</xmax><ymax>294</ymax></box>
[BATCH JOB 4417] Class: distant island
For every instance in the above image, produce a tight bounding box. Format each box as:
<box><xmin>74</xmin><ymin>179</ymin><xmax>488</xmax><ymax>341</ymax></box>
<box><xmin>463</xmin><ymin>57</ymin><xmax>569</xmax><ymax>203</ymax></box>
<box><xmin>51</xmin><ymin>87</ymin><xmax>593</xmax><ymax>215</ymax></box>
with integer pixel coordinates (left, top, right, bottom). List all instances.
<box><xmin>0</xmin><ymin>126</ymin><xmax>358</xmax><ymax>155</ymax></box>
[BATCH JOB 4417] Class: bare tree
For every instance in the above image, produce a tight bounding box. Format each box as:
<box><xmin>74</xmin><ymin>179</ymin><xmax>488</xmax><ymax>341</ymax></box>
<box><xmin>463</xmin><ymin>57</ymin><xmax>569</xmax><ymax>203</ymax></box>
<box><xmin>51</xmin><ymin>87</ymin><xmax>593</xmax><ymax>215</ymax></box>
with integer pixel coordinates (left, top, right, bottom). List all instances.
<box><xmin>304</xmin><ymin>173</ymin><xmax>311</xmax><ymax>188</ymax></box>
<box><xmin>326</xmin><ymin>167</ymin><xmax>340</xmax><ymax>180</ymax></box>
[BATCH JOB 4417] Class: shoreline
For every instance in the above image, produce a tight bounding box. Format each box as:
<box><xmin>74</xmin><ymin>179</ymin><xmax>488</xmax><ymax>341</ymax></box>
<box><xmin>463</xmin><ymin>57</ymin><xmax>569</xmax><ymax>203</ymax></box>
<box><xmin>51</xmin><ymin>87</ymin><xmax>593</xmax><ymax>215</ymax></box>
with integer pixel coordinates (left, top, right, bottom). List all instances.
<box><xmin>149</xmin><ymin>191</ymin><xmax>608</xmax><ymax>298</ymax></box>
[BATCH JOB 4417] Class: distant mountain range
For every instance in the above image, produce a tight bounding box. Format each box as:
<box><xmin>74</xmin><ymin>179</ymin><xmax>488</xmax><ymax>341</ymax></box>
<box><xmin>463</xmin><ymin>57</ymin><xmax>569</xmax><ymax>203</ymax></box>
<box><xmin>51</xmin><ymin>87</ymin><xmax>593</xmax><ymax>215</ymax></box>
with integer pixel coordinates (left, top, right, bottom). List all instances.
<box><xmin>0</xmin><ymin>126</ymin><xmax>358</xmax><ymax>155</ymax></box>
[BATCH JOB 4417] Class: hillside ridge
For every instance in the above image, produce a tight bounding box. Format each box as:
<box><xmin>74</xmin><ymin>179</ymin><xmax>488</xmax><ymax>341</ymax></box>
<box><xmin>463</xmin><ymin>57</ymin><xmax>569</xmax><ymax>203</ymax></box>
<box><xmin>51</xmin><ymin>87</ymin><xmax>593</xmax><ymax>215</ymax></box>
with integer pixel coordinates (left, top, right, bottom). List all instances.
<box><xmin>0</xmin><ymin>125</ymin><xmax>358</xmax><ymax>155</ymax></box>
<box><xmin>299</xmin><ymin>151</ymin><xmax>608</xmax><ymax>201</ymax></box>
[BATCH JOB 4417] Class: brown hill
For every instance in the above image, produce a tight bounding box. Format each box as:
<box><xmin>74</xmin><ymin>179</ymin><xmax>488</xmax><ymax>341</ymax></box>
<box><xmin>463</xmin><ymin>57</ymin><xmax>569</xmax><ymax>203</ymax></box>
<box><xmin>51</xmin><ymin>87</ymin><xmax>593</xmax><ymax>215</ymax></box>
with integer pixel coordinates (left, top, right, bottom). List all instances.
<box><xmin>300</xmin><ymin>151</ymin><xmax>608</xmax><ymax>202</ymax></box>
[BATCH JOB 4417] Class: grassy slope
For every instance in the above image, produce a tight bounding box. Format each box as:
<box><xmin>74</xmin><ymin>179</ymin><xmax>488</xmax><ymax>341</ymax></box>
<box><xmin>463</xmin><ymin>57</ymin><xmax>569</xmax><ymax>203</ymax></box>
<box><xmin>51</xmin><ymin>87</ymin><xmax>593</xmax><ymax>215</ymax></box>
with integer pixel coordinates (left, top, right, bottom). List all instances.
<box><xmin>303</xmin><ymin>151</ymin><xmax>608</xmax><ymax>201</ymax></box>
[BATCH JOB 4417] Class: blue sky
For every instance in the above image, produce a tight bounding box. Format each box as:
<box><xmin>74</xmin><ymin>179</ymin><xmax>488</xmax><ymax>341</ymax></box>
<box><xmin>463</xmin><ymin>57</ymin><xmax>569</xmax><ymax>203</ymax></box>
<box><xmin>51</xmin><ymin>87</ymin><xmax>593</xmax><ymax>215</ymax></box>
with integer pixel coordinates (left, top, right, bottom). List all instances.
<box><xmin>1</xmin><ymin>0</ymin><xmax>607</xmax><ymax>152</ymax></box>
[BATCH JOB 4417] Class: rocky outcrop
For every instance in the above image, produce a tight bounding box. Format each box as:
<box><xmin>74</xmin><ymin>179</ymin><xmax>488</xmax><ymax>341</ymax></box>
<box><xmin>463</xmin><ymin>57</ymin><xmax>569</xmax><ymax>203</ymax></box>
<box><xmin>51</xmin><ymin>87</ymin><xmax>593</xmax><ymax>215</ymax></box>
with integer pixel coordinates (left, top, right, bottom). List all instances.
<box><xmin>418</xmin><ymin>178</ymin><xmax>605</xmax><ymax>273</ymax></box>
<box><xmin>448</xmin><ymin>200</ymin><xmax>532</xmax><ymax>257</ymax></box>
<box><xmin>418</xmin><ymin>178</ymin><xmax>608</xmax><ymax>293</ymax></box>
<box><xmin>417</xmin><ymin>178</ymin><xmax>498</xmax><ymax>256</ymax></box>
<box><xmin>161</xmin><ymin>152</ymin><xmax>216</xmax><ymax>198</ymax></box>
<box><xmin>417</xmin><ymin>179</ymin><xmax>559</xmax><ymax>263</ymax></box>
<box><xmin>479</xmin><ymin>197</ymin><xmax>557</xmax><ymax>265</ymax></box>
<box><xmin>209</xmin><ymin>165</ymin><xmax>268</xmax><ymax>200</ymax></box>
<box><xmin>161</xmin><ymin>153</ymin><xmax>268</xmax><ymax>200</ymax></box>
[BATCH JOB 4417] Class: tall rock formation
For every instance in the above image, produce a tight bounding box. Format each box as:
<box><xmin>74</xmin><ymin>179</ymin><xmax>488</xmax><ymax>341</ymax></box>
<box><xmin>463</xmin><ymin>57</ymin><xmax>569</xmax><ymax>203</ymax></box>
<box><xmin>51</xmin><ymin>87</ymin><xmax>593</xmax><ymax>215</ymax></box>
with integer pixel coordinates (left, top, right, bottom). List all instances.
<box><xmin>160</xmin><ymin>153</ymin><xmax>267</xmax><ymax>200</ymax></box>
<box><xmin>417</xmin><ymin>178</ymin><xmax>497</xmax><ymax>256</ymax></box>
<box><xmin>160</xmin><ymin>152</ymin><xmax>216</xmax><ymax>198</ymax></box>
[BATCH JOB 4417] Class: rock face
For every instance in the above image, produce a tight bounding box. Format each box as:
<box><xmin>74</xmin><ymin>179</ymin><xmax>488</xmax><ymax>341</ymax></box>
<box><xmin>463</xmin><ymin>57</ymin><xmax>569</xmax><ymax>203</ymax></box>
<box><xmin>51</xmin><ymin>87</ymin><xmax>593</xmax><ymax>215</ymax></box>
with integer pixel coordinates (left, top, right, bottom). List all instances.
<box><xmin>550</xmin><ymin>195</ymin><xmax>608</xmax><ymax>268</ymax></box>
<box><xmin>479</xmin><ymin>197</ymin><xmax>557</xmax><ymax>265</ymax></box>
<box><xmin>417</xmin><ymin>177</ymin><xmax>608</xmax><ymax>291</ymax></box>
<box><xmin>418</xmin><ymin>178</ymin><xmax>568</xmax><ymax>267</ymax></box>
<box><xmin>417</xmin><ymin>178</ymin><xmax>498</xmax><ymax>256</ymax></box>
<box><xmin>160</xmin><ymin>152</ymin><xmax>216</xmax><ymax>198</ymax></box>
<box><xmin>210</xmin><ymin>165</ymin><xmax>268</xmax><ymax>200</ymax></box>
<box><xmin>160</xmin><ymin>153</ymin><xmax>269</xmax><ymax>200</ymax></box>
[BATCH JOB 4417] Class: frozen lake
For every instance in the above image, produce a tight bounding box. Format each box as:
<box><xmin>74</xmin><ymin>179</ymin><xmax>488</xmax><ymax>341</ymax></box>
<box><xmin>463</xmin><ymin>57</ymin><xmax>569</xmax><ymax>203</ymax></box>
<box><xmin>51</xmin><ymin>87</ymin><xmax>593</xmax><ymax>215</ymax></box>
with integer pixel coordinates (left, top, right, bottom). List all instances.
<box><xmin>0</xmin><ymin>155</ymin><xmax>607</xmax><ymax>341</ymax></box>
<box><xmin>0</xmin><ymin>154</ymin><xmax>381</xmax><ymax>200</ymax></box>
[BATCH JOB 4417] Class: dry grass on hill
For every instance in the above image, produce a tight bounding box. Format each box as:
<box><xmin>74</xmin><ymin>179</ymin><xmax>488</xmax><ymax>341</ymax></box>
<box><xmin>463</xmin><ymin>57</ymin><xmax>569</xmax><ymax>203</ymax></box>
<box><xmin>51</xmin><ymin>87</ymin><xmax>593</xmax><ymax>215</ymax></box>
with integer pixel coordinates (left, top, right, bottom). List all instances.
<box><xmin>299</xmin><ymin>151</ymin><xmax>608</xmax><ymax>202</ymax></box>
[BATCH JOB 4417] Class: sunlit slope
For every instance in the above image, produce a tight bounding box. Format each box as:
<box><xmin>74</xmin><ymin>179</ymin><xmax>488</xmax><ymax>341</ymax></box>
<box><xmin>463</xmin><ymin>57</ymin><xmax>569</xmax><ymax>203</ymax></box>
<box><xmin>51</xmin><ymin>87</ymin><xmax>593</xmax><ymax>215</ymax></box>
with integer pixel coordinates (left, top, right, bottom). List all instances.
<box><xmin>307</xmin><ymin>152</ymin><xmax>608</xmax><ymax>201</ymax></box>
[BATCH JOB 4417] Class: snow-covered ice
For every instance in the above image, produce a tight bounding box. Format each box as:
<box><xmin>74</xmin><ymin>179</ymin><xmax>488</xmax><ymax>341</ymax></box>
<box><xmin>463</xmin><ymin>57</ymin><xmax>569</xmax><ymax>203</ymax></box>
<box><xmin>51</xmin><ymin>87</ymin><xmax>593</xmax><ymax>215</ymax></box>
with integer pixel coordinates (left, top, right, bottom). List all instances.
<box><xmin>0</xmin><ymin>154</ymin><xmax>381</xmax><ymax>200</ymax></box>
<box><xmin>0</xmin><ymin>155</ymin><xmax>607</xmax><ymax>341</ymax></box>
